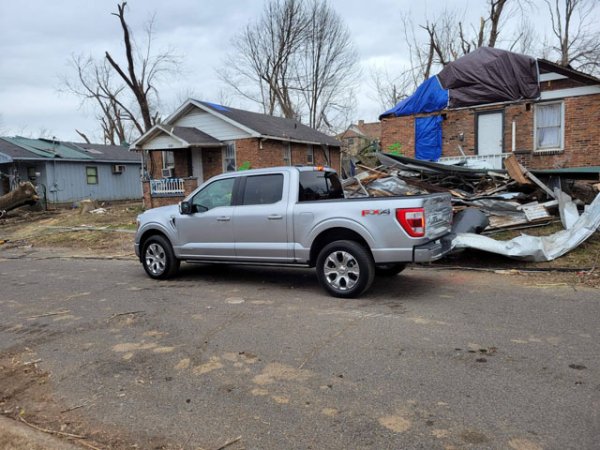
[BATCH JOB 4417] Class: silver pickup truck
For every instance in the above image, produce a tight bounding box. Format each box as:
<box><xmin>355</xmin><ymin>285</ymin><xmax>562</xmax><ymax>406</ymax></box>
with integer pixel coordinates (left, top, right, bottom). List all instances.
<box><xmin>135</xmin><ymin>166</ymin><xmax>452</xmax><ymax>297</ymax></box>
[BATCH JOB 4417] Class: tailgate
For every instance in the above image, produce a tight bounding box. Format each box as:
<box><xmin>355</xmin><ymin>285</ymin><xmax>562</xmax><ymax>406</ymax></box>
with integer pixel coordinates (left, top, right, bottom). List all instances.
<box><xmin>423</xmin><ymin>194</ymin><xmax>453</xmax><ymax>239</ymax></box>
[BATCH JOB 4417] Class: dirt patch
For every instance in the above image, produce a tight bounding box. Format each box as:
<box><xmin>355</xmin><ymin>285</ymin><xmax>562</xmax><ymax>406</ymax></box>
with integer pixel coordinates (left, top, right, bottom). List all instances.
<box><xmin>0</xmin><ymin>351</ymin><xmax>173</xmax><ymax>449</ymax></box>
<box><xmin>0</xmin><ymin>203</ymin><xmax>141</xmax><ymax>256</ymax></box>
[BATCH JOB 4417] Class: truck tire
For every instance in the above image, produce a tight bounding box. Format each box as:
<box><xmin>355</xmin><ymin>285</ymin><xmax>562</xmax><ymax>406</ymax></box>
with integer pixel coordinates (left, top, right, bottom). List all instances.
<box><xmin>316</xmin><ymin>240</ymin><xmax>375</xmax><ymax>298</ymax></box>
<box><xmin>142</xmin><ymin>235</ymin><xmax>180</xmax><ymax>279</ymax></box>
<box><xmin>375</xmin><ymin>263</ymin><xmax>407</xmax><ymax>277</ymax></box>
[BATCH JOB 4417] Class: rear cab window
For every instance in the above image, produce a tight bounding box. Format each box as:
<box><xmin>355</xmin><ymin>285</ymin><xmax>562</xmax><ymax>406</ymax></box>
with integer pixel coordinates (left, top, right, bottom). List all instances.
<box><xmin>298</xmin><ymin>170</ymin><xmax>344</xmax><ymax>201</ymax></box>
<box><xmin>242</xmin><ymin>174</ymin><xmax>284</xmax><ymax>205</ymax></box>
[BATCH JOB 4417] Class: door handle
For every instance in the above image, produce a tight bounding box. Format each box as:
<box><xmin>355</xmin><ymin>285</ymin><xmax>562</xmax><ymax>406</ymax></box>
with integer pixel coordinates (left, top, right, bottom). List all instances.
<box><xmin>268</xmin><ymin>214</ymin><xmax>283</xmax><ymax>220</ymax></box>
<box><xmin>217</xmin><ymin>216</ymin><xmax>231</xmax><ymax>222</ymax></box>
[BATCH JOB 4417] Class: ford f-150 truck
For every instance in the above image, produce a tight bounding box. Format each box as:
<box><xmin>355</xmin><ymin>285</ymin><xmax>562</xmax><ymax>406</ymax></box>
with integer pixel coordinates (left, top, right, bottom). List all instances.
<box><xmin>135</xmin><ymin>166</ymin><xmax>452</xmax><ymax>298</ymax></box>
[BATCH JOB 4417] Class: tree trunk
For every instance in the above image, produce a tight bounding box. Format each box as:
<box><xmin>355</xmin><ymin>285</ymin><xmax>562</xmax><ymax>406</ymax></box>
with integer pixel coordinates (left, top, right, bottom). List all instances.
<box><xmin>0</xmin><ymin>182</ymin><xmax>39</xmax><ymax>212</ymax></box>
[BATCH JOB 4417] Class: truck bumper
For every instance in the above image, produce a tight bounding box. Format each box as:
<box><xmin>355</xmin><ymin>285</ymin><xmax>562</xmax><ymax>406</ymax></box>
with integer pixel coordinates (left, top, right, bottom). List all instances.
<box><xmin>413</xmin><ymin>236</ymin><xmax>452</xmax><ymax>262</ymax></box>
<box><xmin>134</xmin><ymin>243</ymin><xmax>141</xmax><ymax>260</ymax></box>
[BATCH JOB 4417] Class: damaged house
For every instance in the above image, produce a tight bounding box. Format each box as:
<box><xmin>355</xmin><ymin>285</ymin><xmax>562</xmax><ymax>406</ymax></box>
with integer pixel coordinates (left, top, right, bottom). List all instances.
<box><xmin>379</xmin><ymin>47</ymin><xmax>600</xmax><ymax>171</ymax></box>
<box><xmin>131</xmin><ymin>100</ymin><xmax>341</xmax><ymax>208</ymax></box>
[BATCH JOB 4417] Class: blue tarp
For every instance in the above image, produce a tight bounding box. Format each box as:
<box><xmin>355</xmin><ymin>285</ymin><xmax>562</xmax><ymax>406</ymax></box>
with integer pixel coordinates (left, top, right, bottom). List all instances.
<box><xmin>415</xmin><ymin>116</ymin><xmax>443</xmax><ymax>161</ymax></box>
<box><xmin>380</xmin><ymin>76</ymin><xmax>448</xmax><ymax>119</ymax></box>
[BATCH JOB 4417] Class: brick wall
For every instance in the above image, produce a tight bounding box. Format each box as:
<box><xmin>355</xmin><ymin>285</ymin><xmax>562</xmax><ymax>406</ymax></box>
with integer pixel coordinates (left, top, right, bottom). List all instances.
<box><xmin>202</xmin><ymin>148</ymin><xmax>223</xmax><ymax>180</ymax></box>
<box><xmin>235</xmin><ymin>138</ymin><xmax>341</xmax><ymax>172</ymax></box>
<box><xmin>173</xmin><ymin>150</ymin><xmax>191</xmax><ymax>177</ymax></box>
<box><xmin>381</xmin><ymin>93</ymin><xmax>600</xmax><ymax>170</ymax></box>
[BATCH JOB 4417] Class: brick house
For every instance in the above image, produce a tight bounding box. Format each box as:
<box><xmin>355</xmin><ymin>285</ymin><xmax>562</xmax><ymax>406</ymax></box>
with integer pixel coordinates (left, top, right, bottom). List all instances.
<box><xmin>132</xmin><ymin>100</ymin><xmax>341</xmax><ymax>208</ymax></box>
<box><xmin>338</xmin><ymin>120</ymin><xmax>381</xmax><ymax>156</ymax></box>
<box><xmin>380</xmin><ymin>49</ymin><xmax>600</xmax><ymax>171</ymax></box>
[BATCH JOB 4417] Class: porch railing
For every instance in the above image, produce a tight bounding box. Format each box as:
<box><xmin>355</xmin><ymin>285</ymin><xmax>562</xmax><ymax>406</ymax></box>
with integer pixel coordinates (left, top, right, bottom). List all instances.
<box><xmin>437</xmin><ymin>152</ymin><xmax>511</xmax><ymax>170</ymax></box>
<box><xmin>149</xmin><ymin>178</ymin><xmax>185</xmax><ymax>196</ymax></box>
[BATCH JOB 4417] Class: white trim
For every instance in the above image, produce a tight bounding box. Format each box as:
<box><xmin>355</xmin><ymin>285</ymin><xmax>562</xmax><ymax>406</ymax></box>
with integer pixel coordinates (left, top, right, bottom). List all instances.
<box><xmin>222</xmin><ymin>142</ymin><xmax>236</xmax><ymax>172</ymax></box>
<box><xmin>533</xmin><ymin>101</ymin><xmax>564</xmax><ymax>152</ymax></box>
<box><xmin>540</xmin><ymin>85</ymin><xmax>600</xmax><ymax>100</ymax></box>
<box><xmin>539</xmin><ymin>72</ymin><xmax>568</xmax><ymax>82</ymax></box>
<box><xmin>189</xmin><ymin>100</ymin><xmax>261</xmax><ymax>138</ymax></box>
<box><xmin>132</xmin><ymin>124</ymin><xmax>190</xmax><ymax>149</ymax></box>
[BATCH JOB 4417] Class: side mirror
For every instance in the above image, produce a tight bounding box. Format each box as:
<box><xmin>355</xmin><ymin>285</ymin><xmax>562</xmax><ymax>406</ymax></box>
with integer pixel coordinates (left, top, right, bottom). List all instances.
<box><xmin>179</xmin><ymin>201</ymin><xmax>192</xmax><ymax>215</ymax></box>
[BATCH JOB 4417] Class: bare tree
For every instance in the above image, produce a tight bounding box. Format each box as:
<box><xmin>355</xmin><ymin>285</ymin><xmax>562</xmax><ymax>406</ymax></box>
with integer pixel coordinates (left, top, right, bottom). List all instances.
<box><xmin>62</xmin><ymin>55</ymin><xmax>131</xmax><ymax>144</ymax></box>
<box><xmin>220</xmin><ymin>0</ymin><xmax>307</xmax><ymax>117</ymax></box>
<box><xmin>62</xmin><ymin>2</ymin><xmax>179</xmax><ymax>144</ymax></box>
<box><xmin>369</xmin><ymin>66</ymin><xmax>413</xmax><ymax>110</ymax></box>
<box><xmin>297</xmin><ymin>1</ymin><xmax>358</xmax><ymax>130</ymax></box>
<box><xmin>544</xmin><ymin>0</ymin><xmax>600</xmax><ymax>73</ymax></box>
<box><xmin>220</xmin><ymin>0</ymin><xmax>358</xmax><ymax>132</ymax></box>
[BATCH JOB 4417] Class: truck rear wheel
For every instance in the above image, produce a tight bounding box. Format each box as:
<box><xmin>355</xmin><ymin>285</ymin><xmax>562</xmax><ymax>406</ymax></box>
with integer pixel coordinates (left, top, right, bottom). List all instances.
<box><xmin>316</xmin><ymin>240</ymin><xmax>375</xmax><ymax>298</ymax></box>
<box><xmin>142</xmin><ymin>235</ymin><xmax>180</xmax><ymax>279</ymax></box>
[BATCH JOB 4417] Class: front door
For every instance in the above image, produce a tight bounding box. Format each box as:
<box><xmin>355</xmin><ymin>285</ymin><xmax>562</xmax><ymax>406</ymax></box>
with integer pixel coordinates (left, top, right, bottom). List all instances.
<box><xmin>191</xmin><ymin>149</ymin><xmax>204</xmax><ymax>185</ymax></box>
<box><xmin>175</xmin><ymin>177</ymin><xmax>237</xmax><ymax>259</ymax></box>
<box><xmin>477</xmin><ymin>111</ymin><xmax>503</xmax><ymax>158</ymax></box>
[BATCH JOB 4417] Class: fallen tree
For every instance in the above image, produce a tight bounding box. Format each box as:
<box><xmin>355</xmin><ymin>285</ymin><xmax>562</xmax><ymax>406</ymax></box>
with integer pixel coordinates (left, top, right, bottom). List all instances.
<box><xmin>0</xmin><ymin>182</ymin><xmax>39</xmax><ymax>214</ymax></box>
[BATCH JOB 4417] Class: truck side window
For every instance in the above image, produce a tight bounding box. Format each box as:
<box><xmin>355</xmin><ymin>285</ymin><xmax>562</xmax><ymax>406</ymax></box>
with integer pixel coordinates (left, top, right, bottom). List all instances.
<box><xmin>192</xmin><ymin>178</ymin><xmax>235</xmax><ymax>212</ymax></box>
<box><xmin>242</xmin><ymin>174</ymin><xmax>283</xmax><ymax>205</ymax></box>
<box><xmin>298</xmin><ymin>171</ymin><xmax>344</xmax><ymax>201</ymax></box>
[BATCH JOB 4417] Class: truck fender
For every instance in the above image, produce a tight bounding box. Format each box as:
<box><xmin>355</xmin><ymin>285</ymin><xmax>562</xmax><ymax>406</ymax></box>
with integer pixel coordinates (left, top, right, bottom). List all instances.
<box><xmin>306</xmin><ymin>218</ymin><xmax>377</xmax><ymax>250</ymax></box>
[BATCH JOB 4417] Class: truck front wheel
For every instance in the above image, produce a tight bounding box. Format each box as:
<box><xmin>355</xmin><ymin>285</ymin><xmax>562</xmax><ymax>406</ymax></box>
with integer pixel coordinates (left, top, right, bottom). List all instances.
<box><xmin>316</xmin><ymin>240</ymin><xmax>375</xmax><ymax>298</ymax></box>
<box><xmin>142</xmin><ymin>235</ymin><xmax>180</xmax><ymax>279</ymax></box>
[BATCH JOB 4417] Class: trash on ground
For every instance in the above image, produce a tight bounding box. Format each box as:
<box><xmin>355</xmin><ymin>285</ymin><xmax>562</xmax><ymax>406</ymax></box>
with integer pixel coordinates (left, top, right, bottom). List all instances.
<box><xmin>344</xmin><ymin>152</ymin><xmax>600</xmax><ymax>261</ymax></box>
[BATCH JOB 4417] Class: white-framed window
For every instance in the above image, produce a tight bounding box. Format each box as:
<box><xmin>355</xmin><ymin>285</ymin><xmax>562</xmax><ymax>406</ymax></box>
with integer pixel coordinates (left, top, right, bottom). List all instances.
<box><xmin>223</xmin><ymin>142</ymin><xmax>236</xmax><ymax>172</ymax></box>
<box><xmin>162</xmin><ymin>150</ymin><xmax>175</xmax><ymax>169</ymax></box>
<box><xmin>283</xmin><ymin>142</ymin><xmax>292</xmax><ymax>166</ymax></box>
<box><xmin>534</xmin><ymin>102</ymin><xmax>564</xmax><ymax>152</ymax></box>
<box><xmin>306</xmin><ymin>145</ymin><xmax>314</xmax><ymax>164</ymax></box>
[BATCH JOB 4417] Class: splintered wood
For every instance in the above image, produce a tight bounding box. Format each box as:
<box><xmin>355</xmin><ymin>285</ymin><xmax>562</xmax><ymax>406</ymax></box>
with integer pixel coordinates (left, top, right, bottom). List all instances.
<box><xmin>343</xmin><ymin>154</ymin><xmax>578</xmax><ymax>232</ymax></box>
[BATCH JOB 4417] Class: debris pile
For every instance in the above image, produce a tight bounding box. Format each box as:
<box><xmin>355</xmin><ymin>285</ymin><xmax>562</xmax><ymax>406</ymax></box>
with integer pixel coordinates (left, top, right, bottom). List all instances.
<box><xmin>344</xmin><ymin>152</ymin><xmax>600</xmax><ymax>261</ymax></box>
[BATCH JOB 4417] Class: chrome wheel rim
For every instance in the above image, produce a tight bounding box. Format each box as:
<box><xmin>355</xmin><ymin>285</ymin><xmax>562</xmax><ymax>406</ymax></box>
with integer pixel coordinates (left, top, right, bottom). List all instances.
<box><xmin>323</xmin><ymin>250</ymin><xmax>360</xmax><ymax>291</ymax></box>
<box><xmin>145</xmin><ymin>243</ymin><xmax>166</xmax><ymax>276</ymax></box>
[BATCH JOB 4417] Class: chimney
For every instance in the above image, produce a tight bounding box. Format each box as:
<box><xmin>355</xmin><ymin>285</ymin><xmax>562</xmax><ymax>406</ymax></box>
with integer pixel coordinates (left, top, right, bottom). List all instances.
<box><xmin>358</xmin><ymin>120</ymin><xmax>364</xmax><ymax>126</ymax></box>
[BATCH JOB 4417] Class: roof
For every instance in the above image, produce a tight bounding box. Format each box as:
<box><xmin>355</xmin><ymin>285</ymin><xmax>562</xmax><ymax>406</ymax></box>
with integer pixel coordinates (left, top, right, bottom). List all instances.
<box><xmin>340</xmin><ymin>121</ymin><xmax>381</xmax><ymax>140</ymax></box>
<box><xmin>0</xmin><ymin>137</ymin><xmax>42</xmax><ymax>160</ymax></box>
<box><xmin>537</xmin><ymin>59</ymin><xmax>600</xmax><ymax>85</ymax></box>
<box><xmin>195</xmin><ymin>100</ymin><xmax>340</xmax><ymax>147</ymax></box>
<box><xmin>0</xmin><ymin>137</ymin><xmax>140</xmax><ymax>164</ymax></box>
<box><xmin>67</xmin><ymin>142</ymin><xmax>141</xmax><ymax>162</ymax></box>
<box><xmin>170</xmin><ymin>126</ymin><xmax>222</xmax><ymax>146</ymax></box>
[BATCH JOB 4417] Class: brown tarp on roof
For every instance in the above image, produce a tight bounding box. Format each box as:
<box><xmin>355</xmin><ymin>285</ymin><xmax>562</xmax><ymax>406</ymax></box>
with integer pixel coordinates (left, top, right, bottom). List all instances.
<box><xmin>437</xmin><ymin>47</ymin><xmax>540</xmax><ymax>108</ymax></box>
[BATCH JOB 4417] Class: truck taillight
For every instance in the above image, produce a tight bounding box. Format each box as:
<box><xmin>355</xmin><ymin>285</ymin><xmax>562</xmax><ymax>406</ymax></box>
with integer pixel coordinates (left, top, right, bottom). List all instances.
<box><xmin>396</xmin><ymin>208</ymin><xmax>426</xmax><ymax>237</ymax></box>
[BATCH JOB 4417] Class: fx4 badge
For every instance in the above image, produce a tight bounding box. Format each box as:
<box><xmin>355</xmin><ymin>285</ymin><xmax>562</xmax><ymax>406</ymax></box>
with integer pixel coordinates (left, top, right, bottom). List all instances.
<box><xmin>361</xmin><ymin>209</ymin><xmax>391</xmax><ymax>217</ymax></box>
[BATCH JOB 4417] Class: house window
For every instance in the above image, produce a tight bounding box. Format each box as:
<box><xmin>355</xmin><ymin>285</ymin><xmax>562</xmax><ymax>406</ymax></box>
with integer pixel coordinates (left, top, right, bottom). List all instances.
<box><xmin>283</xmin><ymin>143</ymin><xmax>292</xmax><ymax>166</ymax></box>
<box><xmin>223</xmin><ymin>143</ymin><xmax>236</xmax><ymax>172</ymax></box>
<box><xmin>162</xmin><ymin>151</ymin><xmax>175</xmax><ymax>169</ymax></box>
<box><xmin>323</xmin><ymin>147</ymin><xmax>330</xmax><ymax>166</ymax></box>
<box><xmin>535</xmin><ymin>102</ymin><xmax>564</xmax><ymax>151</ymax></box>
<box><xmin>306</xmin><ymin>145</ymin><xmax>314</xmax><ymax>164</ymax></box>
<box><xmin>86</xmin><ymin>166</ymin><xmax>98</xmax><ymax>185</ymax></box>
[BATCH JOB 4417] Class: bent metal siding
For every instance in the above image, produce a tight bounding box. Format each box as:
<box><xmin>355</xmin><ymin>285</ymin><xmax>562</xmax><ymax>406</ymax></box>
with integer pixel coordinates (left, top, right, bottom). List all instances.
<box><xmin>43</xmin><ymin>161</ymin><xmax>141</xmax><ymax>203</ymax></box>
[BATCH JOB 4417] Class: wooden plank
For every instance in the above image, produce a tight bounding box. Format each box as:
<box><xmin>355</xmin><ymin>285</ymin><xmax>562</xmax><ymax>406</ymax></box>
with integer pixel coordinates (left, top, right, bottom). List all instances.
<box><xmin>504</xmin><ymin>154</ymin><xmax>531</xmax><ymax>184</ymax></box>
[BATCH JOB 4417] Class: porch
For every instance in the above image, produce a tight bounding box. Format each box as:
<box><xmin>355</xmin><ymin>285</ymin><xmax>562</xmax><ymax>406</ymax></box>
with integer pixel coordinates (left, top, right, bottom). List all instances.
<box><xmin>437</xmin><ymin>152</ymin><xmax>511</xmax><ymax>170</ymax></box>
<box><xmin>142</xmin><ymin>177</ymin><xmax>199</xmax><ymax>208</ymax></box>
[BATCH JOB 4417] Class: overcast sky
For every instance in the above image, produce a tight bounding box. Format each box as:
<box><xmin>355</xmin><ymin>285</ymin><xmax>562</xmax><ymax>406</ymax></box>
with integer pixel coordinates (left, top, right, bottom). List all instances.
<box><xmin>0</xmin><ymin>0</ymin><xmax>578</xmax><ymax>142</ymax></box>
